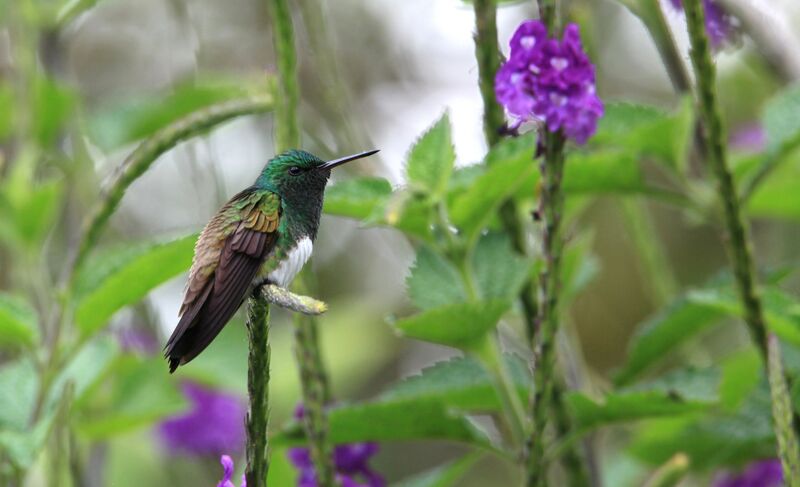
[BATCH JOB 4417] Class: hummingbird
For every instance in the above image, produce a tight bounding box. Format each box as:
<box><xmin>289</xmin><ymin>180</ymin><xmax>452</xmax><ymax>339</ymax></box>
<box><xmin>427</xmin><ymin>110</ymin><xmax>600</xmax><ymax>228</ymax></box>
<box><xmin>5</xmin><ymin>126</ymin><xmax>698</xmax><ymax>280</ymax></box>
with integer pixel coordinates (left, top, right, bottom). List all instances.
<box><xmin>165</xmin><ymin>149</ymin><xmax>379</xmax><ymax>372</ymax></box>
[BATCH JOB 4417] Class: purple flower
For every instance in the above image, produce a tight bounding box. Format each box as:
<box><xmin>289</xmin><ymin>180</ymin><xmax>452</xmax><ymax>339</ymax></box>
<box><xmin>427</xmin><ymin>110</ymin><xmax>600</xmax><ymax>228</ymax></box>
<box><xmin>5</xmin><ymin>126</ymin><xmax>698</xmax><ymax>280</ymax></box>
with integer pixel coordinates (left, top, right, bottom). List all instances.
<box><xmin>217</xmin><ymin>455</ymin><xmax>246</xmax><ymax>487</ymax></box>
<box><xmin>117</xmin><ymin>326</ymin><xmax>158</xmax><ymax>354</ymax></box>
<box><xmin>730</xmin><ymin>123</ymin><xmax>766</xmax><ymax>153</ymax></box>
<box><xmin>713</xmin><ymin>459</ymin><xmax>783</xmax><ymax>487</ymax></box>
<box><xmin>668</xmin><ymin>0</ymin><xmax>739</xmax><ymax>49</ymax></box>
<box><xmin>287</xmin><ymin>406</ymin><xmax>384</xmax><ymax>487</ymax></box>
<box><xmin>157</xmin><ymin>382</ymin><xmax>246</xmax><ymax>456</ymax></box>
<box><xmin>495</xmin><ymin>21</ymin><xmax>604</xmax><ymax>145</ymax></box>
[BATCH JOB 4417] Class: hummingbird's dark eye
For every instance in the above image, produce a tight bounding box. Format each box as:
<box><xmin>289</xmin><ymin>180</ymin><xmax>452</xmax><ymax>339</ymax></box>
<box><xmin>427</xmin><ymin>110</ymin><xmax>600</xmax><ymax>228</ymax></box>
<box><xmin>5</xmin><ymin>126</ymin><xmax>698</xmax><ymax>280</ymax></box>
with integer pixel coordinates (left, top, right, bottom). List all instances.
<box><xmin>288</xmin><ymin>166</ymin><xmax>302</xmax><ymax>176</ymax></box>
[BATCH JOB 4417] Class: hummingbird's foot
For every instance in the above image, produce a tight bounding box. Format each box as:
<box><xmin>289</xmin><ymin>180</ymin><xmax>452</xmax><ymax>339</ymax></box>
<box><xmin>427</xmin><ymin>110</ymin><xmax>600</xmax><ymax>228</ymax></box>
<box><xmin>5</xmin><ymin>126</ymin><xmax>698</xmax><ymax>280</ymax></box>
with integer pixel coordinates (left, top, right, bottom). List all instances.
<box><xmin>258</xmin><ymin>284</ymin><xmax>328</xmax><ymax>316</ymax></box>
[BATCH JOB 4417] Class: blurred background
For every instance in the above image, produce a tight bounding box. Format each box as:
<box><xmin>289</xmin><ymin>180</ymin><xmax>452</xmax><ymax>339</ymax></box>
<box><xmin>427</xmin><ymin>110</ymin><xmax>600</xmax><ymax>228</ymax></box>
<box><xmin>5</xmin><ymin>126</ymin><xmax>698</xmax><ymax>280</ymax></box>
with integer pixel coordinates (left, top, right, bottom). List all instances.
<box><xmin>1</xmin><ymin>0</ymin><xmax>800</xmax><ymax>485</ymax></box>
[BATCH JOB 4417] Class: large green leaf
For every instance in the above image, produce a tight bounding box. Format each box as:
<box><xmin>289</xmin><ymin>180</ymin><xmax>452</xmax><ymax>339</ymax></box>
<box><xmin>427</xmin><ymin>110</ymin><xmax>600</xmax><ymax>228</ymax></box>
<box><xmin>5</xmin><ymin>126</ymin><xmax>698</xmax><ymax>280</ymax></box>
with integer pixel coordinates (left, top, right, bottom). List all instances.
<box><xmin>719</xmin><ymin>350</ymin><xmax>761</xmax><ymax>412</ymax></box>
<box><xmin>406</xmin><ymin>246</ymin><xmax>468</xmax><ymax>310</ymax></box>
<box><xmin>33</xmin><ymin>77</ymin><xmax>76</xmax><ymax>147</ymax></box>
<box><xmin>687</xmin><ymin>286</ymin><xmax>800</xmax><ymax>346</ymax></box>
<box><xmin>405</xmin><ymin>114</ymin><xmax>455</xmax><ymax>198</ymax></box>
<box><xmin>323</xmin><ymin>177</ymin><xmax>393</xmax><ymax>220</ymax></box>
<box><xmin>274</xmin><ymin>398</ymin><xmax>489</xmax><ymax>447</ymax></box>
<box><xmin>0</xmin><ymin>359</ymin><xmax>38</xmax><ymax>430</ymax></box>
<box><xmin>763</xmin><ymin>84</ymin><xmax>800</xmax><ymax>154</ymax></box>
<box><xmin>572</xmin><ymin>368</ymin><xmax>718</xmax><ymax>430</ymax></box>
<box><xmin>592</xmin><ymin>100</ymin><xmax>693</xmax><ymax>172</ymax></box>
<box><xmin>87</xmin><ymin>82</ymin><xmax>253</xmax><ymax>151</ymax></box>
<box><xmin>46</xmin><ymin>336</ymin><xmax>118</xmax><ymax>414</ymax></box>
<box><xmin>747</xmin><ymin>155</ymin><xmax>800</xmax><ymax>220</ymax></box>
<box><xmin>614</xmin><ymin>296</ymin><xmax>724</xmax><ymax>385</ymax></box>
<box><xmin>0</xmin><ymin>178</ymin><xmax>63</xmax><ymax>247</ymax></box>
<box><xmin>472</xmin><ymin>233</ymin><xmax>532</xmax><ymax>301</ymax></box>
<box><xmin>75</xmin><ymin>356</ymin><xmax>187</xmax><ymax>439</ymax></box>
<box><xmin>393</xmin><ymin>301</ymin><xmax>511</xmax><ymax>350</ymax></box>
<box><xmin>382</xmin><ymin>355</ymin><xmax>530</xmax><ymax>411</ymax></box>
<box><xmin>629</xmin><ymin>383</ymin><xmax>774</xmax><ymax>469</ymax></box>
<box><xmin>563</xmin><ymin>150</ymin><xmax>645</xmax><ymax>194</ymax></box>
<box><xmin>0</xmin><ymin>293</ymin><xmax>39</xmax><ymax>348</ymax></box>
<box><xmin>74</xmin><ymin>235</ymin><xmax>196</xmax><ymax>337</ymax></box>
<box><xmin>450</xmin><ymin>151</ymin><xmax>534</xmax><ymax>239</ymax></box>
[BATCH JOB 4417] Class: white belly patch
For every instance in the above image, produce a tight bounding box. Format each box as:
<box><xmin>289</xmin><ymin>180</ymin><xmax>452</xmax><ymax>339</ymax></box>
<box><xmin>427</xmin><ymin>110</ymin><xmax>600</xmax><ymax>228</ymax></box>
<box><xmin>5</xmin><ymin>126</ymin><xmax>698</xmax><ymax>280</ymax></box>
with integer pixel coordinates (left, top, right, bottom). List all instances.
<box><xmin>267</xmin><ymin>236</ymin><xmax>313</xmax><ymax>287</ymax></box>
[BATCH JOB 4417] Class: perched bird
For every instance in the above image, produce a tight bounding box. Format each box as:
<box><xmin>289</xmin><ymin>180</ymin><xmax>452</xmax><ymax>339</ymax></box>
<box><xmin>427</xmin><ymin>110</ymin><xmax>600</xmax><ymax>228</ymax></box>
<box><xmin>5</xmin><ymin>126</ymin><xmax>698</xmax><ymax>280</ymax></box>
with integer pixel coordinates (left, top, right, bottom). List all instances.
<box><xmin>165</xmin><ymin>149</ymin><xmax>379</xmax><ymax>372</ymax></box>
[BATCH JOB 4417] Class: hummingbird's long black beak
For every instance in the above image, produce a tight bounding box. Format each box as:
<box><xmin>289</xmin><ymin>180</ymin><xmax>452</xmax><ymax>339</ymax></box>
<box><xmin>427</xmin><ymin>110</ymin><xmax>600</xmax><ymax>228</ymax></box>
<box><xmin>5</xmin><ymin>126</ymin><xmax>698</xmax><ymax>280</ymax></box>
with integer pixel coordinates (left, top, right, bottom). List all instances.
<box><xmin>319</xmin><ymin>149</ymin><xmax>379</xmax><ymax>170</ymax></box>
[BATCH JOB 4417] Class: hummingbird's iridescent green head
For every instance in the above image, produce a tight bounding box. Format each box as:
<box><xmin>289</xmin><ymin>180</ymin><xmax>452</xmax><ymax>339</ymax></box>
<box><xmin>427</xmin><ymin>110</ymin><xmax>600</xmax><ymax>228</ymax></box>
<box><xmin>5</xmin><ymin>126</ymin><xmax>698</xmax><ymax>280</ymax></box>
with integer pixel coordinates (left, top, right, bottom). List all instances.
<box><xmin>254</xmin><ymin>149</ymin><xmax>379</xmax><ymax>199</ymax></box>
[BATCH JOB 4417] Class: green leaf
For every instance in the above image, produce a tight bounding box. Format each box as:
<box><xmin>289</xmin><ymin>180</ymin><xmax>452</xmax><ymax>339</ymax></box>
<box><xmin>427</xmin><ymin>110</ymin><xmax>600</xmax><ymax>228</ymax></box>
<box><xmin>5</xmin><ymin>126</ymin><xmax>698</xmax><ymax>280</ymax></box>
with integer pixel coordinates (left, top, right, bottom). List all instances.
<box><xmin>563</xmin><ymin>150</ymin><xmax>645</xmax><ymax>194</ymax></box>
<box><xmin>572</xmin><ymin>368</ymin><xmax>718</xmax><ymax>430</ymax></box>
<box><xmin>87</xmin><ymin>82</ymin><xmax>253</xmax><ymax>151</ymax></box>
<box><xmin>0</xmin><ymin>179</ymin><xmax>64</xmax><ymax>247</ymax></box>
<box><xmin>719</xmin><ymin>350</ymin><xmax>761</xmax><ymax>412</ymax></box>
<box><xmin>33</xmin><ymin>77</ymin><xmax>76</xmax><ymax>147</ymax></box>
<box><xmin>561</xmin><ymin>231</ymin><xmax>600</xmax><ymax>304</ymax></box>
<box><xmin>74</xmin><ymin>235</ymin><xmax>196</xmax><ymax>337</ymax></box>
<box><xmin>0</xmin><ymin>359</ymin><xmax>38</xmax><ymax>430</ymax></box>
<box><xmin>46</xmin><ymin>336</ymin><xmax>118</xmax><ymax>414</ymax></box>
<box><xmin>406</xmin><ymin>113</ymin><xmax>455</xmax><ymax>198</ymax></box>
<box><xmin>382</xmin><ymin>355</ymin><xmax>530</xmax><ymax>411</ymax></box>
<box><xmin>629</xmin><ymin>383</ymin><xmax>775</xmax><ymax>469</ymax></box>
<box><xmin>274</xmin><ymin>398</ymin><xmax>489</xmax><ymax>447</ymax></box>
<box><xmin>323</xmin><ymin>177</ymin><xmax>393</xmax><ymax>220</ymax></box>
<box><xmin>472</xmin><ymin>233</ymin><xmax>531</xmax><ymax>300</ymax></box>
<box><xmin>75</xmin><ymin>357</ymin><xmax>187</xmax><ymax>439</ymax></box>
<box><xmin>393</xmin><ymin>453</ymin><xmax>481</xmax><ymax>487</ymax></box>
<box><xmin>687</xmin><ymin>286</ymin><xmax>800</xmax><ymax>347</ymax></box>
<box><xmin>614</xmin><ymin>295</ymin><xmax>724</xmax><ymax>386</ymax></box>
<box><xmin>592</xmin><ymin>100</ymin><xmax>693</xmax><ymax>172</ymax></box>
<box><xmin>393</xmin><ymin>301</ymin><xmax>511</xmax><ymax>350</ymax></box>
<box><xmin>0</xmin><ymin>293</ymin><xmax>39</xmax><ymax>348</ymax></box>
<box><xmin>747</xmin><ymin>155</ymin><xmax>800</xmax><ymax>220</ymax></box>
<box><xmin>0</xmin><ymin>82</ymin><xmax>13</xmax><ymax>139</ymax></box>
<box><xmin>763</xmin><ymin>84</ymin><xmax>800</xmax><ymax>154</ymax></box>
<box><xmin>406</xmin><ymin>246</ymin><xmax>467</xmax><ymax>310</ymax></box>
<box><xmin>450</xmin><ymin>149</ymin><xmax>535</xmax><ymax>239</ymax></box>
<box><xmin>0</xmin><ymin>414</ymin><xmax>55</xmax><ymax>469</ymax></box>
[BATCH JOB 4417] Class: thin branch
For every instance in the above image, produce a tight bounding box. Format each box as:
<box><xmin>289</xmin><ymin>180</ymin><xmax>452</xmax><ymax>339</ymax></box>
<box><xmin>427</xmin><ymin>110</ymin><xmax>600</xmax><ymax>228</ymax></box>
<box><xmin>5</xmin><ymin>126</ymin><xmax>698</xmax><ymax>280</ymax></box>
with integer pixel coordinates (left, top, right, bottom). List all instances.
<box><xmin>245</xmin><ymin>297</ymin><xmax>272</xmax><ymax>487</ymax></box>
<box><xmin>70</xmin><ymin>95</ymin><xmax>275</xmax><ymax>275</ymax></box>
<box><xmin>682</xmin><ymin>0</ymin><xmax>800</xmax><ymax>483</ymax></box>
<box><xmin>261</xmin><ymin>284</ymin><xmax>327</xmax><ymax>315</ymax></box>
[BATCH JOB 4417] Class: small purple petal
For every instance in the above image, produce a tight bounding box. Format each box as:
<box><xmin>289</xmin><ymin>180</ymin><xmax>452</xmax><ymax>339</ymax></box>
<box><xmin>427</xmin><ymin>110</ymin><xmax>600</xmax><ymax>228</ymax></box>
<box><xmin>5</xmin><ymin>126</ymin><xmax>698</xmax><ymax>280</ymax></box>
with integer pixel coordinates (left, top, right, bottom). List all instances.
<box><xmin>217</xmin><ymin>455</ymin><xmax>236</xmax><ymax>487</ymax></box>
<box><xmin>730</xmin><ymin>123</ymin><xmax>766</xmax><ymax>153</ymax></box>
<box><xmin>713</xmin><ymin>459</ymin><xmax>784</xmax><ymax>487</ymax></box>
<box><xmin>157</xmin><ymin>382</ymin><xmax>246</xmax><ymax>456</ymax></box>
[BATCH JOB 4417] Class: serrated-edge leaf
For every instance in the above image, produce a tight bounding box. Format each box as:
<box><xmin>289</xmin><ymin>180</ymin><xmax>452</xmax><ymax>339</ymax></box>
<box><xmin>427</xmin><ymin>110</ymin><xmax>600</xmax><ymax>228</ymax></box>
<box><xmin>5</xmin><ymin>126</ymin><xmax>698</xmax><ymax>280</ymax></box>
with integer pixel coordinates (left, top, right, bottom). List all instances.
<box><xmin>406</xmin><ymin>246</ymin><xmax>468</xmax><ymax>310</ymax></box>
<box><xmin>406</xmin><ymin>114</ymin><xmax>455</xmax><ymax>197</ymax></box>
<box><xmin>74</xmin><ymin>235</ymin><xmax>196</xmax><ymax>337</ymax></box>
<box><xmin>324</xmin><ymin>177</ymin><xmax>393</xmax><ymax>220</ymax></box>
<box><xmin>472</xmin><ymin>233</ymin><xmax>532</xmax><ymax>301</ymax></box>
<box><xmin>393</xmin><ymin>301</ymin><xmax>511</xmax><ymax>350</ymax></box>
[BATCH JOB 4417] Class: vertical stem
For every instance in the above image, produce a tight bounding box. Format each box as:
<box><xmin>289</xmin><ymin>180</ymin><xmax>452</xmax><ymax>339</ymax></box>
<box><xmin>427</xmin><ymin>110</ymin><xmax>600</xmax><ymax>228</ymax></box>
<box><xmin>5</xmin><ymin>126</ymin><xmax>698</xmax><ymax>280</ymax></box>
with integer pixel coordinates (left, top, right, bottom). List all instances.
<box><xmin>527</xmin><ymin>132</ymin><xmax>569</xmax><ymax>487</ymax></box>
<box><xmin>768</xmin><ymin>334</ymin><xmax>800</xmax><ymax>484</ymax></box>
<box><xmin>270</xmin><ymin>0</ymin><xmax>300</xmax><ymax>153</ymax></box>
<box><xmin>620</xmin><ymin>0</ymin><xmax>692</xmax><ymax>93</ymax></box>
<box><xmin>268</xmin><ymin>0</ymin><xmax>334</xmax><ymax>485</ymax></box>
<box><xmin>682</xmin><ymin>0</ymin><xmax>799</xmax><ymax>484</ymax></box>
<box><xmin>245</xmin><ymin>297</ymin><xmax>271</xmax><ymax>487</ymax></box>
<box><xmin>472</xmin><ymin>0</ymin><xmax>504</xmax><ymax>148</ymax></box>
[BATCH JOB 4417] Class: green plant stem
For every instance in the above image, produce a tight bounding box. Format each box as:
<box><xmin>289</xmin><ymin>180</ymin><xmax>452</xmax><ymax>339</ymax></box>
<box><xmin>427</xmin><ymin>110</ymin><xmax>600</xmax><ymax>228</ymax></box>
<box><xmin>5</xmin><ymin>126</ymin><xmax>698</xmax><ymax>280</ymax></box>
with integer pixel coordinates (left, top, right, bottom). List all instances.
<box><xmin>269</xmin><ymin>0</ymin><xmax>334</xmax><ymax>485</ymax></box>
<box><xmin>682</xmin><ymin>0</ymin><xmax>800</xmax><ymax>483</ymax></box>
<box><xmin>527</xmin><ymin>131</ymin><xmax>566</xmax><ymax>487</ymax></box>
<box><xmin>643</xmin><ymin>453</ymin><xmax>690</xmax><ymax>487</ymax></box>
<box><xmin>472</xmin><ymin>0</ymin><xmax>504</xmax><ymax>148</ymax></box>
<box><xmin>768</xmin><ymin>333</ymin><xmax>800</xmax><ymax>485</ymax></box>
<box><xmin>270</xmin><ymin>0</ymin><xmax>300</xmax><ymax>153</ymax></box>
<box><xmin>245</xmin><ymin>297</ymin><xmax>272</xmax><ymax>487</ymax></box>
<box><xmin>70</xmin><ymin>96</ymin><xmax>274</xmax><ymax>276</ymax></box>
<box><xmin>618</xmin><ymin>0</ymin><xmax>691</xmax><ymax>93</ymax></box>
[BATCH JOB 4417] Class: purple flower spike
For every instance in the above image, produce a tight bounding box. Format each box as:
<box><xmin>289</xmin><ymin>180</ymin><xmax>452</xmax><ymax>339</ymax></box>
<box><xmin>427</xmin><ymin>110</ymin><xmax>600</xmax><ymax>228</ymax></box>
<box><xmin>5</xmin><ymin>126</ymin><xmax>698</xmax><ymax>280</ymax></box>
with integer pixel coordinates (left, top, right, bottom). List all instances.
<box><xmin>668</xmin><ymin>0</ymin><xmax>739</xmax><ymax>49</ymax></box>
<box><xmin>288</xmin><ymin>405</ymin><xmax>384</xmax><ymax>487</ymax></box>
<box><xmin>217</xmin><ymin>455</ymin><xmax>246</xmax><ymax>487</ymax></box>
<box><xmin>713</xmin><ymin>459</ymin><xmax>783</xmax><ymax>487</ymax></box>
<box><xmin>157</xmin><ymin>382</ymin><xmax>246</xmax><ymax>456</ymax></box>
<box><xmin>495</xmin><ymin>20</ymin><xmax>603</xmax><ymax>145</ymax></box>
